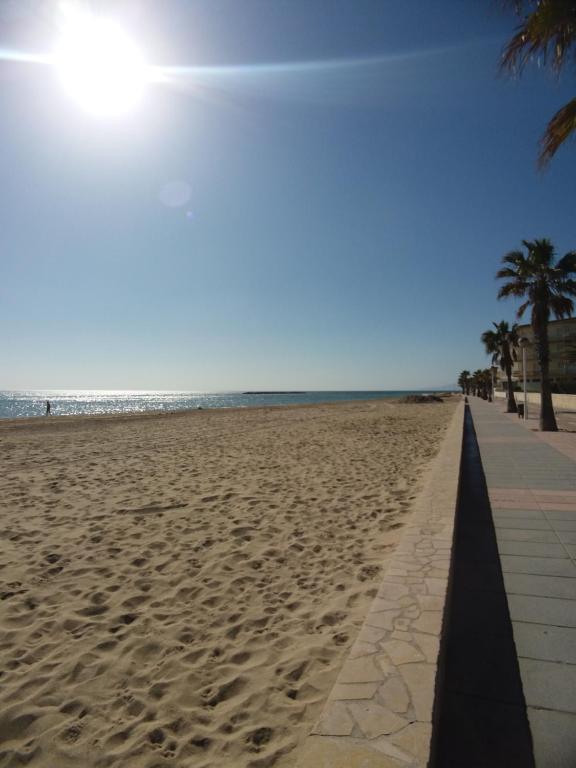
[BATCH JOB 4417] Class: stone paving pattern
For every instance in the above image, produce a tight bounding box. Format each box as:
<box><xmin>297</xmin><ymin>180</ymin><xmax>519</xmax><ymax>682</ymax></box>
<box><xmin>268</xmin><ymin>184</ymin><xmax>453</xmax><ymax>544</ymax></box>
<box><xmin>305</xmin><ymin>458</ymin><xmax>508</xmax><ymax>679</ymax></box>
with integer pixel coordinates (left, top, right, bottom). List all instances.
<box><xmin>469</xmin><ymin>397</ymin><xmax>576</xmax><ymax>768</ymax></box>
<box><xmin>296</xmin><ymin>403</ymin><xmax>465</xmax><ymax>768</ymax></box>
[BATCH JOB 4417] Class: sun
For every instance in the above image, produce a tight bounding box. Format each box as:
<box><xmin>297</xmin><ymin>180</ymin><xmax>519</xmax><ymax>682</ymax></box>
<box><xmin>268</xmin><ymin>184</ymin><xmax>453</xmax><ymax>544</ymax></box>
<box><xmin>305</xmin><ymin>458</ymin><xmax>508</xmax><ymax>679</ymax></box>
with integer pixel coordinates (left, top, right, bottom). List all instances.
<box><xmin>53</xmin><ymin>9</ymin><xmax>150</xmax><ymax>117</ymax></box>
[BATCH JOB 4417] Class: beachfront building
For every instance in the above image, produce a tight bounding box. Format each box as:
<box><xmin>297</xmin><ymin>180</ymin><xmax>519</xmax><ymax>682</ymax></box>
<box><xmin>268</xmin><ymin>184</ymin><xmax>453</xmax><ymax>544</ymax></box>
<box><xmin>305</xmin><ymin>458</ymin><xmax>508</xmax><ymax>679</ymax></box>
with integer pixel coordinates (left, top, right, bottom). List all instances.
<box><xmin>495</xmin><ymin>317</ymin><xmax>576</xmax><ymax>394</ymax></box>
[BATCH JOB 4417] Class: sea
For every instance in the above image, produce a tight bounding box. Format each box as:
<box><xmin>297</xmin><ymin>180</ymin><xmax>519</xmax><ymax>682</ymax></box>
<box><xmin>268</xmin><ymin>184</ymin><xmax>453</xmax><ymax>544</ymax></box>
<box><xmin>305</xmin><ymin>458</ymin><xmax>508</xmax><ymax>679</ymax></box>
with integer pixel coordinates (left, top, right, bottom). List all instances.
<box><xmin>0</xmin><ymin>390</ymin><xmax>442</xmax><ymax>420</ymax></box>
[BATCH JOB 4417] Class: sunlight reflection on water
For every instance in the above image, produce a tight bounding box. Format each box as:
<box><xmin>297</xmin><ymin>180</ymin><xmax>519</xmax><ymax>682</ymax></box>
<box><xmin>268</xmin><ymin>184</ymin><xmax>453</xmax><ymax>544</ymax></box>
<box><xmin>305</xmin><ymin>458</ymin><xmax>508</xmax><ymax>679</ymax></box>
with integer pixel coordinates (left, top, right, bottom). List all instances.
<box><xmin>0</xmin><ymin>390</ymin><xmax>422</xmax><ymax>419</ymax></box>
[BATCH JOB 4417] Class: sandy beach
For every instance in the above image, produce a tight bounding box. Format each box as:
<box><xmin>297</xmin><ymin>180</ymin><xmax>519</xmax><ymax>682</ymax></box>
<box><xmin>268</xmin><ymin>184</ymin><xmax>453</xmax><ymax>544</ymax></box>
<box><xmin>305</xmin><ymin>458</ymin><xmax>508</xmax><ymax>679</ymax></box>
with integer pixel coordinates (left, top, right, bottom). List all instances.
<box><xmin>0</xmin><ymin>398</ymin><xmax>456</xmax><ymax>768</ymax></box>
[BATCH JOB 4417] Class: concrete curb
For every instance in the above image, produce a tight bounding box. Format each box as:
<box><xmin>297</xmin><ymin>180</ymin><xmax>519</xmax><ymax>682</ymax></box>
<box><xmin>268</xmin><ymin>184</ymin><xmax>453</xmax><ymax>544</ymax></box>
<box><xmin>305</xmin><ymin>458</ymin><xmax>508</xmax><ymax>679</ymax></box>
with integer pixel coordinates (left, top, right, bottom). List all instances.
<box><xmin>295</xmin><ymin>400</ymin><xmax>466</xmax><ymax>768</ymax></box>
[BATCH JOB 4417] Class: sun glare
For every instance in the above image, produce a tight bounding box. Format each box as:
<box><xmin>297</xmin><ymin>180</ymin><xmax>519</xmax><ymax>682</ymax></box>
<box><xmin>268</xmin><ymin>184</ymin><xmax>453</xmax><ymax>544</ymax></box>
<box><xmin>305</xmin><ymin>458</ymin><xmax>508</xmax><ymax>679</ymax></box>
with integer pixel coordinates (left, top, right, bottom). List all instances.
<box><xmin>53</xmin><ymin>10</ymin><xmax>149</xmax><ymax>117</ymax></box>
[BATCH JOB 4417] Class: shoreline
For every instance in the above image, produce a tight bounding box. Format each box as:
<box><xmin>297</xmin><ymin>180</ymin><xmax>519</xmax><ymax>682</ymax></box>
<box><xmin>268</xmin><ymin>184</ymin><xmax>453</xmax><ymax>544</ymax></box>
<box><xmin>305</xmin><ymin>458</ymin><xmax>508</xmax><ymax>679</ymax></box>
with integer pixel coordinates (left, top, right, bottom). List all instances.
<box><xmin>0</xmin><ymin>393</ymin><xmax>457</xmax><ymax>427</ymax></box>
<box><xmin>0</xmin><ymin>394</ymin><xmax>456</xmax><ymax>430</ymax></box>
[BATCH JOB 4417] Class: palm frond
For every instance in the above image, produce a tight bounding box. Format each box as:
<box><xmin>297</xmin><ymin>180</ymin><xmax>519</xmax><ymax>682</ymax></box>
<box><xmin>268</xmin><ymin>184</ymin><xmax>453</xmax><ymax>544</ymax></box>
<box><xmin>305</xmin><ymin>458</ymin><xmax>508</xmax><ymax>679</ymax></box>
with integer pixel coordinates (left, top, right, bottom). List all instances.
<box><xmin>496</xmin><ymin>267</ymin><xmax>521</xmax><ymax>280</ymax></box>
<box><xmin>497</xmin><ymin>239</ymin><xmax>576</xmax><ymax>329</ymax></box>
<box><xmin>500</xmin><ymin>1</ymin><xmax>576</xmax><ymax>164</ymax></box>
<box><xmin>509</xmin><ymin>323</ymin><xmax>521</xmax><ymax>359</ymax></box>
<box><xmin>539</xmin><ymin>98</ymin><xmax>576</xmax><ymax>165</ymax></box>
<box><xmin>549</xmin><ymin>294</ymin><xmax>574</xmax><ymax>318</ymax></box>
<box><xmin>532</xmin><ymin>238</ymin><xmax>555</xmax><ymax>268</ymax></box>
<box><xmin>517</xmin><ymin>299</ymin><xmax>531</xmax><ymax>317</ymax></box>
<box><xmin>552</xmin><ymin>279</ymin><xmax>576</xmax><ymax>297</ymax></box>
<box><xmin>509</xmin><ymin>322</ymin><xmax>521</xmax><ymax>341</ymax></box>
<box><xmin>498</xmin><ymin>282</ymin><xmax>529</xmax><ymax>299</ymax></box>
<box><xmin>481</xmin><ymin>330</ymin><xmax>499</xmax><ymax>355</ymax></box>
<box><xmin>555</xmin><ymin>251</ymin><xmax>576</xmax><ymax>274</ymax></box>
<box><xmin>500</xmin><ymin>251</ymin><xmax>527</xmax><ymax>269</ymax></box>
<box><xmin>501</xmin><ymin>1</ymin><xmax>576</xmax><ymax>76</ymax></box>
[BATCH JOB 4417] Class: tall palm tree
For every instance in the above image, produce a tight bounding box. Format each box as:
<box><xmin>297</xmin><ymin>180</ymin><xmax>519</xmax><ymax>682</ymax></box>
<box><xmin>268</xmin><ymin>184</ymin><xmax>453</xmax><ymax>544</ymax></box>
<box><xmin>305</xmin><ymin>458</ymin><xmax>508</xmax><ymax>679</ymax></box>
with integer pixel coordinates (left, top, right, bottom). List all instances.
<box><xmin>481</xmin><ymin>321</ymin><xmax>520</xmax><ymax>413</ymax></box>
<box><xmin>497</xmin><ymin>238</ymin><xmax>576</xmax><ymax>431</ymax></box>
<box><xmin>501</xmin><ymin>0</ymin><xmax>576</xmax><ymax>165</ymax></box>
<box><xmin>458</xmin><ymin>370</ymin><xmax>471</xmax><ymax>395</ymax></box>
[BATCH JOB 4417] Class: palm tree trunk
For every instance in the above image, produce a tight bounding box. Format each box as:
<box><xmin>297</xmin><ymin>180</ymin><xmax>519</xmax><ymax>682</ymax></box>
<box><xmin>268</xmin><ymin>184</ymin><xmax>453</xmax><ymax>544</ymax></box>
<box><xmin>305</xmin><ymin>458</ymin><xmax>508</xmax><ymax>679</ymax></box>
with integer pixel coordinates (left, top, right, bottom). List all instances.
<box><xmin>534</xmin><ymin>313</ymin><xmax>558</xmax><ymax>431</ymax></box>
<box><xmin>505</xmin><ymin>362</ymin><xmax>517</xmax><ymax>413</ymax></box>
<box><xmin>539</xmin><ymin>361</ymin><xmax>557</xmax><ymax>431</ymax></box>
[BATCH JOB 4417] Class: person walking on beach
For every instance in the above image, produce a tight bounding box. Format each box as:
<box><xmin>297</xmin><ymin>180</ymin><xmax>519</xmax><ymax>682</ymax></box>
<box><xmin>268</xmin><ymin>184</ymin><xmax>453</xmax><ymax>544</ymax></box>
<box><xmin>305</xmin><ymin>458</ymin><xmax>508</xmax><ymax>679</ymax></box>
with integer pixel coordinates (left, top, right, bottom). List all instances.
<box><xmin>46</xmin><ymin>400</ymin><xmax>51</xmax><ymax>416</ymax></box>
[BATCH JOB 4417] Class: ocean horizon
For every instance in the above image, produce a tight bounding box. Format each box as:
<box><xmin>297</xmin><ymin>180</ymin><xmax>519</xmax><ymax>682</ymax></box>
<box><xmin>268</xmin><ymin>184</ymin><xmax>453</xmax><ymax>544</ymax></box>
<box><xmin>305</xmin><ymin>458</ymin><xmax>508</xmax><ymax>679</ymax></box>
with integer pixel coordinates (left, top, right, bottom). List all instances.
<box><xmin>0</xmin><ymin>389</ymin><xmax>454</xmax><ymax>420</ymax></box>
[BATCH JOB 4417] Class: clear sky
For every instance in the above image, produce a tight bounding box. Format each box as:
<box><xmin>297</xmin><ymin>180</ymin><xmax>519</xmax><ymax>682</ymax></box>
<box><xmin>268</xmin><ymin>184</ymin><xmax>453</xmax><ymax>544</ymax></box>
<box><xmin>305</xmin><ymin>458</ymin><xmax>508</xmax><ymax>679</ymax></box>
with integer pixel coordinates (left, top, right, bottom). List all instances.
<box><xmin>0</xmin><ymin>0</ymin><xmax>574</xmax><ymax>391</ymax></box>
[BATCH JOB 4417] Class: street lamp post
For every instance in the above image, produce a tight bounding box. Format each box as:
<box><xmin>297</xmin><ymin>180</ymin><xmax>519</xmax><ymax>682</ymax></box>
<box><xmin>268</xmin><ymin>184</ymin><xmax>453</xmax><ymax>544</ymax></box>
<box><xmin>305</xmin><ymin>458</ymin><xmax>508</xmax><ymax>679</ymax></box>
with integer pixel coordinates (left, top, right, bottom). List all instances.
<box><xmin>519</xmin><ymin>337</ymin><xmax>530</xmax><ymax>421</ymax></box>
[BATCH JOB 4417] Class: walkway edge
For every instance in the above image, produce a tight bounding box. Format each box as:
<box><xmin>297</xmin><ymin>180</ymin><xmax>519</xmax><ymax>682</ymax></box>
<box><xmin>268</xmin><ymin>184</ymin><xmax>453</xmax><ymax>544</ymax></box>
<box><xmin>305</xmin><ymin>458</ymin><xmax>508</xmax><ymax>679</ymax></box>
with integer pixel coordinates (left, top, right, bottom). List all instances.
<box><xmin>295</xmin><ymin>400</ymin><xmax>465</xmax><ymax>768</ymax></box>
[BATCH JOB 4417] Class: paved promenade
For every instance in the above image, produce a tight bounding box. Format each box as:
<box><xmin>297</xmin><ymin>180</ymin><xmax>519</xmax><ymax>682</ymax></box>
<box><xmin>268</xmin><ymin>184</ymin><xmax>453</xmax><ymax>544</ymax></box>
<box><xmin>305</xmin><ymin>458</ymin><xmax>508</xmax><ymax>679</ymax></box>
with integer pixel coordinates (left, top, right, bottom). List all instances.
<box><xmin>467</xmin><ymin>397</ymin><xmax>576</xmax><ymax>768</ymax></box>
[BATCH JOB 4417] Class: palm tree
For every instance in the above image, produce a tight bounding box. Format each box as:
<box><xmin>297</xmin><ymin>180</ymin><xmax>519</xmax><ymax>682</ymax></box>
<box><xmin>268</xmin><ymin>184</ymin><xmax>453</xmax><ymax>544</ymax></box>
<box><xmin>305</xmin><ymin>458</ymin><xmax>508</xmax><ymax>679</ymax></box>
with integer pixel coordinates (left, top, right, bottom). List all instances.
<box><xmin>481</xmin><ymin>321</ymin><xmax>520</xmax><ymax>413</ymax></box>
<box><xmin>501</xmin><ymin>0</ymin><xmax>576</xmax><ymax>166</ymax></box>
<box><xmin>470</xmin><ymin>369</ymin><xmax>493</xmax><ymax>400</ymax></box>
<box><xmin>471</xmin><ymin>369</ymin><xmax>484</xmax><ymax>398</ymax></box>
<box><xmin>470</xmin><ymin>371</ymin><xmax>477</xmax><ymax>396</ymax></box>
<box><xmin>497</xmin><ymin>238</ymin><xmax>576</xmax><ymax>431</ymax></box>
<box><xmin>481</xmin><ymin>368</ymin><xmax>494</xmax><ymax>401</ymax></box>
<box><xmin>458</xmin><ymin>370</ymin><xmax>471</xmax><ymax>395</ymax></box>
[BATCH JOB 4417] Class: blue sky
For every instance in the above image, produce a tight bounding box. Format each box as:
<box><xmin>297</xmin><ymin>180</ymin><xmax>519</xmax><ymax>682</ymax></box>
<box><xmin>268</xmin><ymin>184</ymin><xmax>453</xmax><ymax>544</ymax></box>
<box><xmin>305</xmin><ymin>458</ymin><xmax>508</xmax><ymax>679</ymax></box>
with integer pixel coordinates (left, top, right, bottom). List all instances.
<box><xmin>0</xmin><ymin>0</ymin><xmax>574</xmax><ymax>390</ymax></box>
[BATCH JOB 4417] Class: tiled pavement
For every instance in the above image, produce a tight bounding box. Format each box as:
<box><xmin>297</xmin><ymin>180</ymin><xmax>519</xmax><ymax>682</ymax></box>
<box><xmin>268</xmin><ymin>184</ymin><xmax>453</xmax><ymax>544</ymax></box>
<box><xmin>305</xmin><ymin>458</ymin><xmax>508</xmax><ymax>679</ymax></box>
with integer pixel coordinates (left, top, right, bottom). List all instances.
<box><xmin>467</xmin><ymin>397</ymin><xmax>576</xmax><ymax>768</ymax></box>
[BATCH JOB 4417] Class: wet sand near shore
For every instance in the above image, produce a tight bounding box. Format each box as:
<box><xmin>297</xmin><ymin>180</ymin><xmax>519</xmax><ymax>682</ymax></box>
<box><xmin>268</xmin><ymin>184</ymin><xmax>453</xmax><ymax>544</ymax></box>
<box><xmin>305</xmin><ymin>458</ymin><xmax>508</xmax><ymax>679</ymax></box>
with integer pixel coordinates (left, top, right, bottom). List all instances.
<box><xmin>0</xmin><ymin>398</ymin><xmax>456</xmax><ymax>768</ymax></box>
